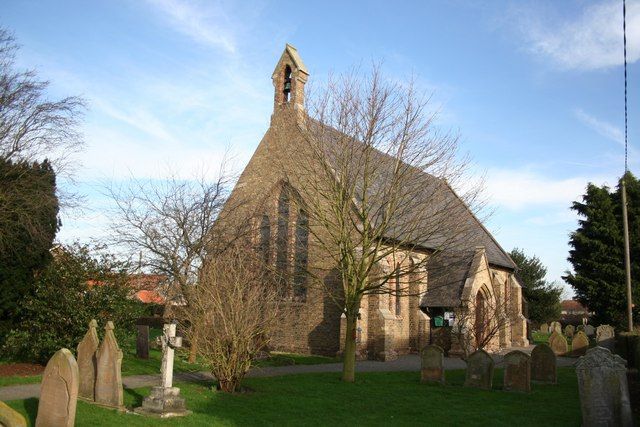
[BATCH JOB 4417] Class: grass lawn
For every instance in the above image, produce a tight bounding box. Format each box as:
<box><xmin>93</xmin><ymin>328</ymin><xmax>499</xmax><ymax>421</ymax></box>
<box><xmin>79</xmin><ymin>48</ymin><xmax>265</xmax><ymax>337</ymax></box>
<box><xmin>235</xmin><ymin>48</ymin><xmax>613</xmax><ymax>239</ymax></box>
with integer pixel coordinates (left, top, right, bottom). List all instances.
<box><xmin>6</xmin><ymin>368</ymin><xmax>582</xmax><ymax>426</ymax></box>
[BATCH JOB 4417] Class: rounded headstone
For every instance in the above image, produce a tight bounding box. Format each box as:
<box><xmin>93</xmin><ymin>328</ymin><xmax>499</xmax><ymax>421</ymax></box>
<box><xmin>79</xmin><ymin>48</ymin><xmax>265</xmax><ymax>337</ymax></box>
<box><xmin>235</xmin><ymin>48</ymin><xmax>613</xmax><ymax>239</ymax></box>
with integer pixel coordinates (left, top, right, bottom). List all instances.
<box><xmin>571</xmin><ymin>331</ymin><xmax>589</xmax><ymax>357</ymax></box>
<box><xmin>531</xmin><ymin>343</ymin><xmax>556</xmax><ymax>384</ymax></box>
<box><xmin>464</xmin><ymin>349</ymin><xmax>494</xmax><ymax>390</ymax></box>
<box><xmin>35</xmin><ymin>348</ymin><xmax>79</xmax><ymax>427</ymax></box>
<box><xmin>503</xmin><ymin>350</ymin><xmax>531</xmax><ymax>393</ymax></box>
<box><xmin>548</xmin><ymin>331</ymin><xmax>568</xmax><ymax>356</ymax></box>
<box><xmin>420</xmin><ymin>344</ymin><xmax>445</xmax><ymax>384</ymax></box>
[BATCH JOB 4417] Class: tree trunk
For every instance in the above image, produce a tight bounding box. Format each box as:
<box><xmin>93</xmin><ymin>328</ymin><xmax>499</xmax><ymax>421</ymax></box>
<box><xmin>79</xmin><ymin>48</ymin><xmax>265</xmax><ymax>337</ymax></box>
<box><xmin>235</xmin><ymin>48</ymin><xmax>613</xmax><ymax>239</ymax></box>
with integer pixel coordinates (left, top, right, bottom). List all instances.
<box><xmin>341</xmin><ymin>312</ymin><xmax>357</xmax><ymax>382</ymax></box>
<box><xmin>188</xmin><ymin>332</ymin><xmax>199</xmax><ymax>363</ymax></box>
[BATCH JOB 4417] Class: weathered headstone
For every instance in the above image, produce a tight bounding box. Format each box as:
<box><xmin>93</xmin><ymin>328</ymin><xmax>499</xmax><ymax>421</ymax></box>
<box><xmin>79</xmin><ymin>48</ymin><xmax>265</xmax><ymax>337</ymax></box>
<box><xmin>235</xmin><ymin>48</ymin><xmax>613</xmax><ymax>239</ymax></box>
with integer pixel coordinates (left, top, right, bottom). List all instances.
<box><xmin>0</xmin><ymin>400</ymin><xmax>27</xmax><ymax>427</ymax></box>
<box><xmin>135</xmin><ymin>322</ymin><xmax>191</xmax><ymax>418</ymax></box>
<box><xmin>596</xmin><ymin>325</ymin><xmax>615</xmax><ymax>350</ymax></box>
<box><xmin>531</xmin><ymin>343</ymin><xmax>556</xmax><ymax>384</ymax></box>
<box><xmin>95</xmin><ymin>321</ymin><xmax>124</xmax><ymax>410</ymax></box>
<box><xmin>548</xmin><ymin>331</ymin><xmax>568</xmax><ymax>356</ymax></box>
<box><xmin>539</xmin><ymin>323</ymin><xmax>548</xmax><ymax>334</ymax></box>
<box><xmin>564</xmin><ymin>324</ymin><xmax>575</xmax><ymax>338</ymax></box>
<box><xmin>420</xmin><ymin>344</ymin><xmax>445</xmax><ymax>384</ymax></box>
<box><xmin>35</xmin><ymin>348</ymin><xmax>79</xmax><ymax>427</ymax></box>
<box><xmin>584</xmin><ymin>324</ymin><xmax>595</xmax><ymax>337</ymax></box>
<box><xmin>550</xmin><ymin>321</ymin><xmax>562</xmax><ymax>334</ymax></box>
<box><xmin>77</xmin><ymin>319</ymin><xmax>99</xmax><ymax>401</ymax></box>
<box><xmin>571</xmin><ymin>331</ymin><xmax>590</xmax><ymax>357</ymax></box>
<box><xmin>503</xmin><ymin>350</ymin><xmax>531</xmax><ymax>392</ymax></box>
<box><xmin>576</xmin><ymin>347</ymin><xmax>633</xmax><ymax>427</ymax></box>
<box><xmin>577</xmin><ymin>324</ymin><xmax>585</xmax><ymax>333</ymax></box>
<box><xmin>464</xmin><ymin>349</ymin><xmax>494</xmax><ymax>390</ymax></box>
<box><xmin>136</xmin><ymin>324</ymin><xmax>150</xmax><ymax>360</ymax></box>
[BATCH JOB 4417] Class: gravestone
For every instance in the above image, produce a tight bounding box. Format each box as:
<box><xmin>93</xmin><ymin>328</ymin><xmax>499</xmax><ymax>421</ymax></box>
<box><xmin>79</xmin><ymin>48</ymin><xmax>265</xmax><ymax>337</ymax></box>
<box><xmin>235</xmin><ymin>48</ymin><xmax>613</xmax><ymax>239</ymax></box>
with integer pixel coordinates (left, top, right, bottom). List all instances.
<box><xmin>571</xmin><ymin>331</ymin><xmax>589</xmax><ymax>357</ymax></box>
<box><xmin>35</xmin><ymin>348</ymin><xmax>79</xmax><ymax>427</ymax></box>
<box><xmin>420</xmin><ymin>345</ymin><xmax>445</xmax><ymax>384</ymax></box>
<box><xmin>0</xmin><ymin>400</ymin><xmax>27</xmax><ymax>427</ymax></box>
<box><xmin>577</xmin><ymin>324</ymin><xmax>585</xmax><ymax>333</ymax></box>
<box><xmin>95</xmin><ymin>321</ymin><xmax>124</xmax><ymax>410</ymax></box>
<box><xmin>550</xmin><ymin>321</ymin><xmax>562</xmax><ymax>334</ymax></box>
<box><xmin>464</xmin><ymin>349</ymin><xmax>494</xmax><ymax>390</ymax></box>
<box><xmin>576</xmin><ymin>347</ymin><xmax>632</xmax><ymax>427</ymax></box>
<box><xmin>137</xmin><ymin>324</ymin><xmax>150</xmax><ymax>359</ymax></box>
<box><xmin>584</xmin><ymin>324</ymin><xmax>595</xmax><ymax>337</ymax></box>
<box><xmin>503</xmin><ymin>350</ymin><xmax>531</xmax><ymax>392</ymax></box>
<box><xmin>539</xmin><ymin>323</ymin><xmax>548</xmax><ymax>334</ymax></box>
<box><xmin>596</xmin><ymin>325</ymin><xmax>615</xmax><ymax>350</ymax></box>
<box><xmin>531</xmin><ymin>343</ymin><xmax>556</xmax><ymax>384</ymax></box>
<box><xmin>135</xmin><ymin>322</ymin><xmax>191</xmax><ymax>418</ymax></box>
<box><xmin>77</xmin><ymin>319</ymin><xmax>99</xmax><ymax>401</ymax></box>
<box><xmin>564</xmin><ymin>324</ymin><xmax>575</xmax><ymax>338</ymax></box>
<box><xmin>548</xmin><ymin>331</ymin><xmax>568</xmax><ymax>356</ymax></box>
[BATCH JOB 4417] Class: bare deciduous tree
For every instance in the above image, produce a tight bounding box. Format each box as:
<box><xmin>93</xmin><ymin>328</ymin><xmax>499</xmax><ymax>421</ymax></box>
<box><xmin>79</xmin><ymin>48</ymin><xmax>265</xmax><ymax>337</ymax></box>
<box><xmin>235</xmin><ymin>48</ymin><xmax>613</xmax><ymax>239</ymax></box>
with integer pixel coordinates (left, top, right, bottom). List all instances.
<box><xmin>0</xmin><ymin>28</ymin><xmax>84</xmax><ymax>182</ymax></box>
<box><xmin>184</xmin><ymin>242</ymin><xmax>280</xmax><ymax>393</ymax></box>
<box><xmin>106</xmin><ymin>167</ymin><xmax>239</xmax><ymax>361</ymax></box>
<box><xmin>0</xmin><ymin>27</ymin><xmax>85</xmax><ymax>257</ymax></box>
<box><xmin>283</xmin><ymin>66</ymin><xmax>484</xmax><ymax>382</ymax></box>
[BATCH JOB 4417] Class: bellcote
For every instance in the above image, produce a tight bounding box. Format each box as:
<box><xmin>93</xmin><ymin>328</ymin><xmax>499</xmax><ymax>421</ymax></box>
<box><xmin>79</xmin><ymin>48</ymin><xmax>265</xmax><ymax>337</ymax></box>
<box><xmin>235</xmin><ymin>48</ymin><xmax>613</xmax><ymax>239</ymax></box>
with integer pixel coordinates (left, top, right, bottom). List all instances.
<box><xmin>272</xmin><ymin>44</ymin><xmax>309</xmax><ymax>114</ymax></box>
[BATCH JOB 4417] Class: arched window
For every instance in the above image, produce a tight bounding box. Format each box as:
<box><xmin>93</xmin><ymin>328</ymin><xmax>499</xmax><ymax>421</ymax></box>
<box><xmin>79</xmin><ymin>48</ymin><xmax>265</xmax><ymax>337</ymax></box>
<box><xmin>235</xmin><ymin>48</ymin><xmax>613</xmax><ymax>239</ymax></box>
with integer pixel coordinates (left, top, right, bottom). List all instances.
<box><xmin>395</xmin><ymin>265</ymin><xmax>401</xmax><ymax>316</ymax></box>
<box><xmin>475</xmin><ymin>290</ymin><xmax>487</xmax><ymax>348</ymax></box>
<box><xmin>259</xmin><ymin>214</ymin><xmax>271</xmax><ymax>264</ymax></box>
<box><xmin>283</xmin><ymin>65</ymin><xmax>292</xmax><ymax>102</ymax></box>
<box><xmin>276</xmin><ymin>188</ymin><xmax>290</xmax><ymax>280</ymax></box>
<box><xmin>294</xmin><ymin>209</ymin><xmax>309</xmax><ymax>300</ymax></box>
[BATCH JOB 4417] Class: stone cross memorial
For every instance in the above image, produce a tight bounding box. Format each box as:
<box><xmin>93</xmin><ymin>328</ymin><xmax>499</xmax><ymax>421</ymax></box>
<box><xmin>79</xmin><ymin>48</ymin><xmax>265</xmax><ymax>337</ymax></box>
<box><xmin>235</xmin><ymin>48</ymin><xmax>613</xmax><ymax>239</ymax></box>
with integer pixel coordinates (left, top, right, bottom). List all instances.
<box><xmin>95</xmin><ymin>321</ymin><xmax>124</xmax><ymax>410</ymax></box>
<box><xmin>135</xmin><ymin>322</ymin><xmax>191</xmax><ymax>418</ymax></box>
<box><xmin>576</xmin><ymin>347</ymin><xmax>632</xmax><ymax>427</ymax></box>
<box><xmin>464</xmin><ymin>349</ymin><xmax>494</xmax><ymax>390</ymax></box>
<box><xmin>77</xmin><ymin>319</ymin><xmax>99</xmax><ymax>401</ymax></box>
<box><xmin>420</xmin><ymin>345</ymin><xmax>445</xmax><ymax>384</ymax></box>
<box><xmin>35</xmin><ymin>348</ymin><xmax>79</xmax><ymax>427</ymax></box>
<box><xmin>531</xmin><ymin>343</ymin><xmax>556</xmax><ymax>384</ymax></box>
<box><xmin>503</xmin><ymin>350</ymin><xmax>531</xmax><ymax>393</ymax></box>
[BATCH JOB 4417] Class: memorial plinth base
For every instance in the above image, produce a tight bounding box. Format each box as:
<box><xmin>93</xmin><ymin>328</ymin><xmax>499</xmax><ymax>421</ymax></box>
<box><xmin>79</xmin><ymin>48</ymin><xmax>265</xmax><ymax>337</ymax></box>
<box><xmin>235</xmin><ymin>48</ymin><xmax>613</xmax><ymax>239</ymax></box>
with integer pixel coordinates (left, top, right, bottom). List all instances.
<box><xmin>134</xmin><ymin>386</ymin><xmax>191</xmax><ymax>418</ymax></box>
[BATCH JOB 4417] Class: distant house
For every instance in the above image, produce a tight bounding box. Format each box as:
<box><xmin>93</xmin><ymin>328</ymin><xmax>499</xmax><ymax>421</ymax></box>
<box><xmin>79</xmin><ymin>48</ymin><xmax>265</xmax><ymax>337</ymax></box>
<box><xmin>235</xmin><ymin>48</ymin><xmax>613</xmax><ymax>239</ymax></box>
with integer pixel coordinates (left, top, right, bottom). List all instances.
<box><xmin>87</xmin><ymin>274</ymin><xmax>168</xmax><ymax>305</ymax></box>
<box><xmin>560</xmin><ymin>299</ymin><xmax>591</xmax><ymax>325</ymax></box>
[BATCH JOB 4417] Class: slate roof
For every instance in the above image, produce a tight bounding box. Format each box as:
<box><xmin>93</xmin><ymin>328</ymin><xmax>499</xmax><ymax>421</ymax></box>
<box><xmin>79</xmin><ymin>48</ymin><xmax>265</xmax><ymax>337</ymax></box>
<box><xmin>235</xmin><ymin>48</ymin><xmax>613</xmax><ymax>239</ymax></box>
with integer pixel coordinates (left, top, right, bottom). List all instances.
<box><xmin>304</xmin><ymin>117</ymin><xmax>515</xmax><ymax>308</ymax></box>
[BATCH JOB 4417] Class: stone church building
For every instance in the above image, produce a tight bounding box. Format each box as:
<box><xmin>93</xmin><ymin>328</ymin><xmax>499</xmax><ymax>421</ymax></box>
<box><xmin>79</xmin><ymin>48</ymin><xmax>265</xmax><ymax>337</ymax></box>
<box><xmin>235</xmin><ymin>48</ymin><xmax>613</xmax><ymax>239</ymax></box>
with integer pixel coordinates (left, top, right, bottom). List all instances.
<box><xmin>221</xmin><ymin>45</ymin><xmax>528</xmax><ymax>360</ymax></box>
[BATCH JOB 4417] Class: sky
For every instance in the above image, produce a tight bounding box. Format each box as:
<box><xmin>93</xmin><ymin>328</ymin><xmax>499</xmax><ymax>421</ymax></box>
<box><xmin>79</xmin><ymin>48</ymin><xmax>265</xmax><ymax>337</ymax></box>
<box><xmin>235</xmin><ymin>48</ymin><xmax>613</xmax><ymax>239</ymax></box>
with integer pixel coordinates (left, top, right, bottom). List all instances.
<box><xmin>3</xmin><ymin>0</ymin><xmax>639</xmax><ymax>297</ymax></box>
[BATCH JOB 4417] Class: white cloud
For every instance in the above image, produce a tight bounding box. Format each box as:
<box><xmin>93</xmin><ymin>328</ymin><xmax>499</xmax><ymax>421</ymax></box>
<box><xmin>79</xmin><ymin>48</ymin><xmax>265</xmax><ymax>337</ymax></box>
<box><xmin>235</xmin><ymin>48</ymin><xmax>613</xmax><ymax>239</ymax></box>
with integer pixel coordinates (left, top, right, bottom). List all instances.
<box><xmin>485</xmin><ymin>168</ymin><xmax>608</xmax><ymax>210</ymax></box>
<box><xmin>511</xmin><ymin>0</ymin><xmax>640</xmax><ymax>70</ymax></box>
<box><xmin>145</xmin><ymin>0</ymin><xmax>237</xmax><ymax>53</ymax></box>
<box><xmin>574</xmin><ymin>108</ymin><xmax>624</xmax><ymax>145</ymax></box>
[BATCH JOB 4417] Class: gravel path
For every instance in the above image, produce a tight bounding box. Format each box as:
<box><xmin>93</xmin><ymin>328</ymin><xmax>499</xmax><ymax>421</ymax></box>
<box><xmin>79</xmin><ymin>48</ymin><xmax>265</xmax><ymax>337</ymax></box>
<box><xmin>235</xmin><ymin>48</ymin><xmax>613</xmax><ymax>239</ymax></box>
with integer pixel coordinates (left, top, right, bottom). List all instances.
<box><xmin>0</xmin><ymin>349</ymin><xmax>577</xmax><ymax>402</ymax></box>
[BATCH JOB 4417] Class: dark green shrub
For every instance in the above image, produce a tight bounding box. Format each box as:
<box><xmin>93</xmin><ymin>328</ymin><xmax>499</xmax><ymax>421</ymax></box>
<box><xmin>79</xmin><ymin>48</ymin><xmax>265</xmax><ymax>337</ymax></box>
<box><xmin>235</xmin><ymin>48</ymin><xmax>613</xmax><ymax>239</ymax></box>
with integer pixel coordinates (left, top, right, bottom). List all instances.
<box><xmin>2</xmin><ymin>243</ymin><xmax>149</xmax><ymax>363</ymax></box>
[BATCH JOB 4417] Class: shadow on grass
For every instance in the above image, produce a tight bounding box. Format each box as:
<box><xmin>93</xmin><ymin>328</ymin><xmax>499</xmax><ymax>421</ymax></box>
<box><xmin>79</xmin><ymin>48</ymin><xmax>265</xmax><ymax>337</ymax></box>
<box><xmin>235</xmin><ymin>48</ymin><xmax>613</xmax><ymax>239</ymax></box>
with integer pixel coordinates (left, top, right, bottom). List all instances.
<box><xmin>124</xmin><ymin>387</ymin><xmax>146</xmax><ymax>408</ymax></box>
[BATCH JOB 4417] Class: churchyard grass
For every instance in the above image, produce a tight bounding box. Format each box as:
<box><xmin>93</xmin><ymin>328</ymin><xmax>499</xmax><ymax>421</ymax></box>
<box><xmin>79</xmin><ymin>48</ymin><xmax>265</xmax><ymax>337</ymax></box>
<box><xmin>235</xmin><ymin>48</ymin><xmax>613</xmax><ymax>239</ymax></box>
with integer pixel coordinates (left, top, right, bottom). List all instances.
<box><xmin>6</xmin><ymin>368</ymin><xmax>582</xmax><ymax>426</ymax></box>
<box><xmin>531</xmin><ymin>331</ymin><xmax>550</xmax><ymax>344</ymax></box>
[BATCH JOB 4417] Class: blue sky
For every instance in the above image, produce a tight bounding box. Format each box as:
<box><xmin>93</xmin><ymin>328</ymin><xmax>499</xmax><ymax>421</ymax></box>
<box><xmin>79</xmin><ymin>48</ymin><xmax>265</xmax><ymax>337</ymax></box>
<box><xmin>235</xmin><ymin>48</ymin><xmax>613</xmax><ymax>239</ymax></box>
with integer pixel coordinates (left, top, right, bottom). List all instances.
<box><xmin>3</xmin><ymin>0</ymin><xmax>639</xmax><ymax>296</ymax></box>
